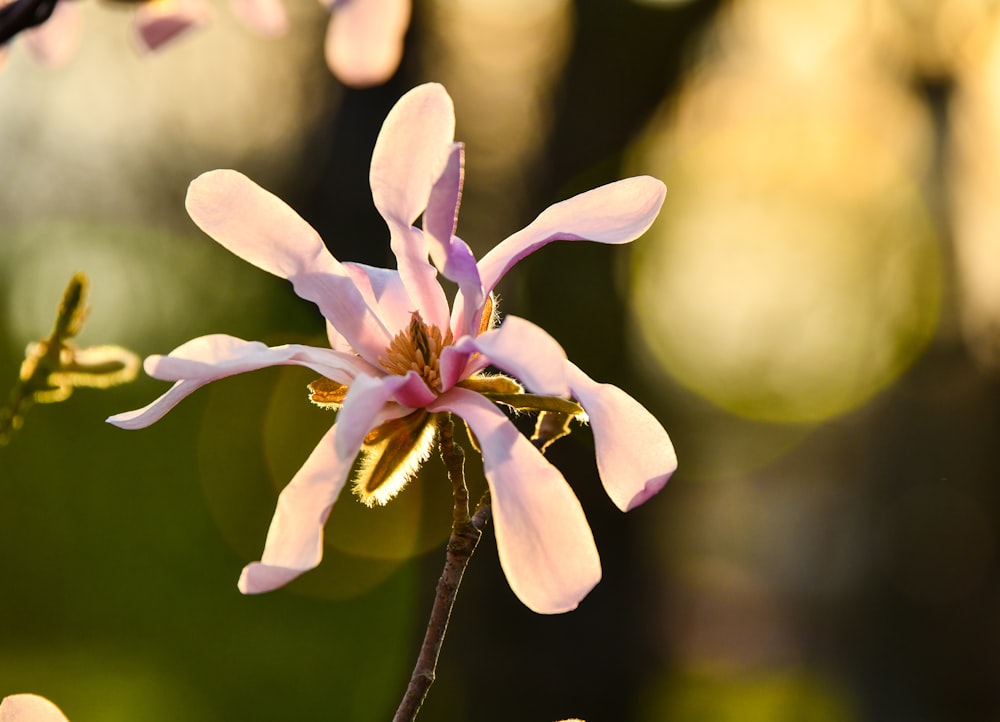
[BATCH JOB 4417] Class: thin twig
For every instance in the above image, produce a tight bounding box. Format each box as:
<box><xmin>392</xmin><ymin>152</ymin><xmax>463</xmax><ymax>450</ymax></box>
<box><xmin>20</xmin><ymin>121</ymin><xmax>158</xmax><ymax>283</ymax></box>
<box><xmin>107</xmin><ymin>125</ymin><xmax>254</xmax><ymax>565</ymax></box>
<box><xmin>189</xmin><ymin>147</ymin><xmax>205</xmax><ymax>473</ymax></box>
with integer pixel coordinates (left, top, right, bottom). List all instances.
<box><xmin>393</xmin><ymin>414</ymin><xmax>492</xmax><ymax>722</ymax></box>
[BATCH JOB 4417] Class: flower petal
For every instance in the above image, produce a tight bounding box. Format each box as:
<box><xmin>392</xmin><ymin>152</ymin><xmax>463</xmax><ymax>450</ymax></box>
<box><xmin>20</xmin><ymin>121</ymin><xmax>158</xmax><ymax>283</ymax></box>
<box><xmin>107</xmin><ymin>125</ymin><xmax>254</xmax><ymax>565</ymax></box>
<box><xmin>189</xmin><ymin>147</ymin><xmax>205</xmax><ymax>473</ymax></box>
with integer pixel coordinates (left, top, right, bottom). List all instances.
<box><xmin>476</xmin><ymin>176</ymin><xmax>667</xmax><ymax>295</ymax></box>
<box><xmin>454</xmin><ymin>316</ymin><xmax>569</xmax><ymax>397</ymax></box>
<box><xmin>229</xmin><ymin>0</ymin><xmax>288</xmax><ymax>36</ymax></box>
<box><xmin>566</xmin><ymin>362</ymin><xmax>676</xmax><ymax>511</ymax></box>
<box><xmin>325</xmin><ymin>0</ymin><xmax>410</xmax><ymax>87</ymax></box>
<box><xmin>106</xmin><ymin>335</ymin><xmax>374</xmax><ymax>430</ymax></box>
<box><xmin>431</xmin><ymin>388</ymin><xmax>601</xmax><ymax>613</ymax></box>
<box><xmin>423</xmin><ymin>142</ymin><xmax>464</xmax><ymax>272</ymax></box>
<box><xmin>343</xmin><ymin>262</ymin><xmax>415</xmax><ymax>336</ymax></box>
<box><xmin>238</xmin><ymin>424</ymin><xmax>351</xmax><ymax>593</ymax></box>
<box><xmin>0</xmin><ymin>694</ymin><xmax>70</xmax><ymax>722</ymax></box>
<box><xmin>334</xmin><ymin>371</ymin><xmax>431</xmax><ymax>457</ymax></box>
<box><xmin>185</xmin><ymin>169</ymin><xmax>391</xmax><ymax>365</ymax></box>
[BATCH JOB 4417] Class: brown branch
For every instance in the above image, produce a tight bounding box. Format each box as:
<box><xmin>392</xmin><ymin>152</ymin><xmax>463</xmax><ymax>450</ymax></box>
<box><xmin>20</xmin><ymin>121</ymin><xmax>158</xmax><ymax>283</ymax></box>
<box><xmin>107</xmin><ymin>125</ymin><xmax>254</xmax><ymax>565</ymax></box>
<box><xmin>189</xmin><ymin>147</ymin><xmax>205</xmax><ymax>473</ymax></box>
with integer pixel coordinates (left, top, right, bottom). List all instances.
<box><xmin>393</xmin><ymin>414</ymin><xmax>492</xmax><ymax>722</ymax></box>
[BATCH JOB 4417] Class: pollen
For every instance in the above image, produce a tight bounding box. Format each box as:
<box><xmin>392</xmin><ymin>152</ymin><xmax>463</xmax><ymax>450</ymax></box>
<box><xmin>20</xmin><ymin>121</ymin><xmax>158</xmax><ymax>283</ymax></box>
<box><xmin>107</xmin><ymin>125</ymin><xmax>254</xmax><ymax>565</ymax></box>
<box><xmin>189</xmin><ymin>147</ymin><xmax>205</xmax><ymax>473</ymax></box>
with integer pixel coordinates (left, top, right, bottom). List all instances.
<box><xmin>379</xmin><ymin>311</ymin><xmax>453</xmax><ymax>391</ymax></box>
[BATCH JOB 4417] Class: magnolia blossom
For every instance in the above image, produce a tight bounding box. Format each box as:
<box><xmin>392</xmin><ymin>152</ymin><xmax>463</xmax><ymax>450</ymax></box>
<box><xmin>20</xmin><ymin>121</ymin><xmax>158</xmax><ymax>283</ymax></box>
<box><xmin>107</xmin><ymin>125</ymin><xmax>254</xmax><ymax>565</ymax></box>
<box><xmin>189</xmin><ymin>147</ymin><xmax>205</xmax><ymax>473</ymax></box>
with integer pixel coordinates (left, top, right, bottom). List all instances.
<box><xmin>0</xmin><ymin>694</ymin><xmax>70</xmax><ymax>722</ymax></box>
<box><xmin>109</xmin><ymin>83</ymin><xmax>676</xmax><ymax>614</ymax></box>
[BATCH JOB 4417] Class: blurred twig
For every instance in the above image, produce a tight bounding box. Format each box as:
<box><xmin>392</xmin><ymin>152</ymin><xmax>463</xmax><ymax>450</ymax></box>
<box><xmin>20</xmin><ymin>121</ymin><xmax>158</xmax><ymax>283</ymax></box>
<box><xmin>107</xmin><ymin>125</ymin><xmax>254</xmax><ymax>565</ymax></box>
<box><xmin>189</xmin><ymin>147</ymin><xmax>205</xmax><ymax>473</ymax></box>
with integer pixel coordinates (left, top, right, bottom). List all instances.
<box><xmin>0</xmin><ymin>273</ymin><xmax>140</xmax><ymax>446</ymax></box>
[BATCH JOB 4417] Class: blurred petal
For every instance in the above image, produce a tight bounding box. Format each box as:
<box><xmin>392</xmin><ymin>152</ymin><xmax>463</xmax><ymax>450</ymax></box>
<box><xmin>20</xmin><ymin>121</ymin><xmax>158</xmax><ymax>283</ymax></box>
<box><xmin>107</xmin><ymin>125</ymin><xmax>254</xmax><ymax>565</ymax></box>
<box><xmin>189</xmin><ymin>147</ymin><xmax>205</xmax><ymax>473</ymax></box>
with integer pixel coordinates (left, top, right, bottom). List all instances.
<box><xmin>476</xmin><ymin>176</ymin><xmax>667</xmax><ymax>295</ymax></box>
<box><xmin>325</xmin><ymin>0</ymin><xmax>410</xmax><ymax>87</ymax></box>
<box><xmin>0</xmin><ymin>694</ymin><xmax>70</xmax><ymax>722</ymax></box>
<box><xmin>238</xmin><ymin>424</ymin><xmax>352</xmax><ymax>593</ymax></box>
<box><xmin>229</xmin><ymin>0</ymin><xmax>288</xmax><ymax>36</ymax></box>
<box><xmin>454</xmin><ymin>316</ymin><xmax>569</xmax><ymax>397</ymax></box>
<box><xmin>431</xmin><ymin>388</ymin><xmax>601</xmax><ymax>614</ymax></box>
<box><xmin>132</xmin><ymin>0</ymin><xmax>210</xmax><ymax>53</ymax></box>
<box><xmin>24</xmin><ymin>0</ymin><xmax>81</xmax><ymax>66</ymax></box>
<box><xmin>186</xmin><ymin>169</ymin><xmax>391</xmax><ymax>364</ymax></box>
<box><xmin>567</xmin><ymin>362</ymin><xmax>676</xmax><ymax>511</ymax></box>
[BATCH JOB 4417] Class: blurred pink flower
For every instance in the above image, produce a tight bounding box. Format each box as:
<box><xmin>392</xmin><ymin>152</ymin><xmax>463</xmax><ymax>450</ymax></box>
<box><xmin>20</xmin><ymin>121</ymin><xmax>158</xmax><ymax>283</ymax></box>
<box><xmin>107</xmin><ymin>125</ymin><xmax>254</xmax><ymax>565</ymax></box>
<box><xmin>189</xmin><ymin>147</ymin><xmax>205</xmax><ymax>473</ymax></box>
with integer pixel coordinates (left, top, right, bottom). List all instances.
<box><xmin>109</xmin><ymin>83</ymin><xmax>676</xmax><ymax>614</ymax></box>
<box><xmin>0</xmin><ymin>694</ymin><xmax>70</xmax><ymax>722</ymax></box>
<box><xmin>324</xmin><ymin>0</ymin><xmax>410</xmax><ymax>87</ymax></box>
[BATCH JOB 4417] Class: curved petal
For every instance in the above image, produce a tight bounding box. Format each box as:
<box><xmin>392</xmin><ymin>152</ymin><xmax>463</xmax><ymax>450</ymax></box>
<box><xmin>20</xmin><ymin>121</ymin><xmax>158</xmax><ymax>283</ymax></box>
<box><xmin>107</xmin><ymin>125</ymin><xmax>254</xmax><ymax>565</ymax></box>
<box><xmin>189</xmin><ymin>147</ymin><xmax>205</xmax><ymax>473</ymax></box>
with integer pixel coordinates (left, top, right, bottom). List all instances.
<box><xmin>343</xmin><ymin>262</ymin><xmax>415</xmax><ymax>336</ymax></box>
<box><xmin>423</xmin><ymin>142</ymin><xmax>464</xmax><ymax>271</ymax></box>
<box><xmin>229</xmin><ymin>0</ymin><xmax>288</xmax><ymax>36</ymax></box>
<box><xmin>107</xmin><ymin>378</ymin><xmax>210</xmax><ymax>430</ymax></box>
<box><xmin>238</xmin><ymin>424</ymin><xmax>352</xmax><ymax>593</ymax></box>
<box><xmin>185</xmin><ymin>169</ymin><xmax>391</xmax><ymax>365</ymax></box>
<box><xmin>452</xmin><ymin>316</ymin><xmax>569</xmax><ymax>397</ymax></box>
<box><xmin>370</xmin><ymin>83</ymin><xmax>454</xmax><ymax>226</ymax></box>
<box><xmin>431</xmin><ymin>388</ymin><xmax>601</xmax><ymax>614</ymax></box>
<box><xmin>146</xmin><ymin>334</ymin><xmax>370</xmax><ymax>384</ymax></box>
<box><xmin>567</xmin><ymin>362</ymin><xmax>676</xmax><ymax>511</ymax></box>
<box><xmin>334</xmin><ymin>371</ymin><xmax>430</xmax><ymax>457</ymax></box>
<box><xmin>0</xmin><ymin>694</ymin><xmax>70</xmax><ymax>722</ymax></box>
<box><xmin>326</xmin><ymin>0</ymin><xmax>410</xmax><ymax>87</ymax></box>
<box><xmin>476</xmin><ymin>176</ymin><xmax>667</xmax><ymax>295</ymax></box>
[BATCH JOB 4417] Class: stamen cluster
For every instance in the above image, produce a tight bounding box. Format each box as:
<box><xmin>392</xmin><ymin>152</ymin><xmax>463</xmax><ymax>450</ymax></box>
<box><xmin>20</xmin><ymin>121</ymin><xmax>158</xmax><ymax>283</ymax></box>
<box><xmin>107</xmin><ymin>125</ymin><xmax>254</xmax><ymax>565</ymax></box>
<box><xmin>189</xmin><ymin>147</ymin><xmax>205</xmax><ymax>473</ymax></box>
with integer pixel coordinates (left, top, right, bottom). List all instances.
<box><xmin>380</xmin><ymin>311</ymin><xmax>453</xmax><ymax>391</ymax></box>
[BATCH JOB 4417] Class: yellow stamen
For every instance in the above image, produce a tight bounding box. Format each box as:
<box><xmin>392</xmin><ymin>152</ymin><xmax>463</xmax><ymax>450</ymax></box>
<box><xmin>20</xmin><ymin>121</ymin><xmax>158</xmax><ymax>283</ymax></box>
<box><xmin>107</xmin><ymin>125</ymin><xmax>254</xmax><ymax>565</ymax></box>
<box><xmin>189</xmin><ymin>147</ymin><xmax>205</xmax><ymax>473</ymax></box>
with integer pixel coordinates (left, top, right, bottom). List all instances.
<box><xmin>379</xmin><ymin>311</ymin><xmax>453</xmax><ymax>391</ymax></box>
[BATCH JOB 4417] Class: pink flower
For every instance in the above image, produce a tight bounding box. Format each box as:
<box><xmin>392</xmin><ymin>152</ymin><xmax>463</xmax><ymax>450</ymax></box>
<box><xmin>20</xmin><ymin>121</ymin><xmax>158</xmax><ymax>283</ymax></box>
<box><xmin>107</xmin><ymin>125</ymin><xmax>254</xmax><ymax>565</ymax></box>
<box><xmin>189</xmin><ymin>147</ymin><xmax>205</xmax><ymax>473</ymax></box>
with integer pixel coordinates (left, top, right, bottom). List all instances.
<box><xmin>109</xmin><ymin>83</ymin><xmax>676</xmax><ymax>614</ymax></box>
<box><xmin>0</xmin><ymin>694</ymin><xmax>70</xmax><ymax>722</ymax></box>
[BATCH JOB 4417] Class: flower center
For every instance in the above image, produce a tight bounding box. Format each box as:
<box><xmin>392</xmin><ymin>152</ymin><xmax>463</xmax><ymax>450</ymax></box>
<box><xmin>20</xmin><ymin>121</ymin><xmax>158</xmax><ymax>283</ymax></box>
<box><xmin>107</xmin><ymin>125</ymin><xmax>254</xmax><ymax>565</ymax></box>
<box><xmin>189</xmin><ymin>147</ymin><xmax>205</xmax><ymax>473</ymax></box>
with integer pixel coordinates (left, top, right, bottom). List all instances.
<box><xmin>379</xmin><ymin>311</ymin><xmax>453</xmax><ymax>391</ymax></box>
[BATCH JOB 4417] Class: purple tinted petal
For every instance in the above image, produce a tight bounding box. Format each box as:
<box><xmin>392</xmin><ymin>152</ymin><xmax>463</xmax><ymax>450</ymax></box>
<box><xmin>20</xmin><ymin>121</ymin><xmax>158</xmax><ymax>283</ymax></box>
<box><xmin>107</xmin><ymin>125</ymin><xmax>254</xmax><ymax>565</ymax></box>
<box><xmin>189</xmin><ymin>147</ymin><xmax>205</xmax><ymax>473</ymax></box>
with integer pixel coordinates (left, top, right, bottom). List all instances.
<box><xmin>343</xmin><ymin>262</ymin><xmax>415</xmax><ymax>335</ymax></box>
<box><xmin>476</xmin><ymin>176</ymin><xmax>667</xmax><ymax>295</ymax></box>
<box><xmin>0</xmin><ymin>694</ymin><xmax>70</xmax><ymax>722</ymax></box>
<box><xmin>229</xmin><ymin>0</ymin><xmax>288</xmax><ymax>36</ymax></box>
<box><xmin>567</xmin><ymin>362</ymin><xmax>676</xmax><ymax>511</ymax></box>
<box><xmin>326</xmin><ymin>0</ymin><xmax>410</xmax><ymax>87</ymax></box>
<box><xmin>423</xmin><ymin>142</ymin><xmax>464</xmax><ymax>271</ymax></box>
<box><xmin>238</xmin><ymin>424</ymin><xmax>352</xmax><ymax>594</ymax></box>
<box><xmin>455</xmin><ymin>316</ymin><xmax>569</xmax><ymax>397</ymax></box>
<box><xmin>443</xmin><ymin>236</ymin><xmax>485</xmax><ymax>339</ymax></box>
<box><xmin>431</xmin><ymin>388</ymin><xmax>601</xmax><ymax>613</ymax></box>
<box><xmin>185</xmin><ymin>170</ymin><xmax>391</xmax><ymax>364</ymax></box>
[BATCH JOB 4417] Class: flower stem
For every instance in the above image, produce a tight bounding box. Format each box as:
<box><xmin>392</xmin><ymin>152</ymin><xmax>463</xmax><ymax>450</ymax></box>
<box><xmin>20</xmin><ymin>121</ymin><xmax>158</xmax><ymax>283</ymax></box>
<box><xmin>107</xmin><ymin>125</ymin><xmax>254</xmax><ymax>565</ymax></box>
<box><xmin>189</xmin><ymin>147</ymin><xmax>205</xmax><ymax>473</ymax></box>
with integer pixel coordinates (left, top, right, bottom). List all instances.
<box><xmin>393</xmin><ymin>414</ymin><xmax>491</xmax><ymax>722</ymax></box>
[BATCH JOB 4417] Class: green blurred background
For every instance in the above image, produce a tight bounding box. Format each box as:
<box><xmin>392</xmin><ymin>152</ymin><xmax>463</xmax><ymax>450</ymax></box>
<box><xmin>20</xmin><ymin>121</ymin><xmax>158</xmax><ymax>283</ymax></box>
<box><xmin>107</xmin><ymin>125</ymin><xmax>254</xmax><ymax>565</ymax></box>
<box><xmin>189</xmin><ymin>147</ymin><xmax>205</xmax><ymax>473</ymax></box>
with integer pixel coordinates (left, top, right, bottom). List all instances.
<box><xmin>3</xmin><ymin>0</ymin><xmax>1000</xmax><ymax>720</ymax></box>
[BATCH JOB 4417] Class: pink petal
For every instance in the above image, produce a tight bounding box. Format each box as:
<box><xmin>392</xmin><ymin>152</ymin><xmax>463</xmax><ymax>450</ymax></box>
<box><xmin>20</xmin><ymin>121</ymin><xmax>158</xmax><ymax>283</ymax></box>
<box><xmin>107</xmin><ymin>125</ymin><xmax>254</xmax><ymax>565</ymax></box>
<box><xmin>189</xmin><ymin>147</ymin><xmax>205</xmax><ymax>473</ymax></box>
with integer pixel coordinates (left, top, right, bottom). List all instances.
<box><xmin>325</xmin><ymin>0</ymin><xmax>410</xmax><ymax>87</ymax></box>
<box><xmin>107</xmin><ymin>378</ymin><xmax>210</xmax><ymax>430</ymax></box>
<box><xmin>24</xmin><ymin>0</ymin><xmax>80</xmax><ymax>66</ymax></box>
<box><xmin>132</xmin><ymin>0</ymin><xmax>210</xmax><ymax>53</ymax></box>
<box><xmin>452</xmin><ymin>316</ymin><xmax>569</xmax><ymax>397</ymax></box>
<box><xmin>370</xmin><ymin>85</ymin><xmax>455</xmax><ymax>331</ymax></box>
<box><xmin>423</xmin><ymin>142</ymin><xmax>464</xmax><ymax>272</ymax></box>
<box><xmin>238</xmin><ymin>424</ymin><xmax>352</xmax><ymax>593</ymax></box>
<box><xmin>229</xmin><ymin>0</ymin><xmax>288</xmax><ymax>36</ymax></box>
<box><xmin>431</xmin><ymin>388</ymin><xmax>601</xmax><ymax>614</ymax></box>
<box><xmin>106</xmin><ymin>335</ymin><xmax>373</xmax><ymax>430</ymax></box>
<box><xmin>333</xmin><ymin>372</ymin><xmax>429</xmax><ymax>457</ymax></box>
<box><xmin>0</xmin><ymin>694</ymin><xmax>70</xmax><ymax>722</ymax></box>
<box><xmin>185</xmin><ymin>169</ymin><xmax>391</xmax><ymax>365</ymax></box>
<box><xmin>566</xmin><ymin>362</ymin><xmax>676</xmax><ymax>511</ymax></box>
<box><xmin>476</xmin><ymin>176</ymin><xmax>667</xmax><ymax>296</ymax></box>
<box><xmin>343</xmin><ymin>262</ymin><xmax>415</xmax><ymax>335</ymax></box>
